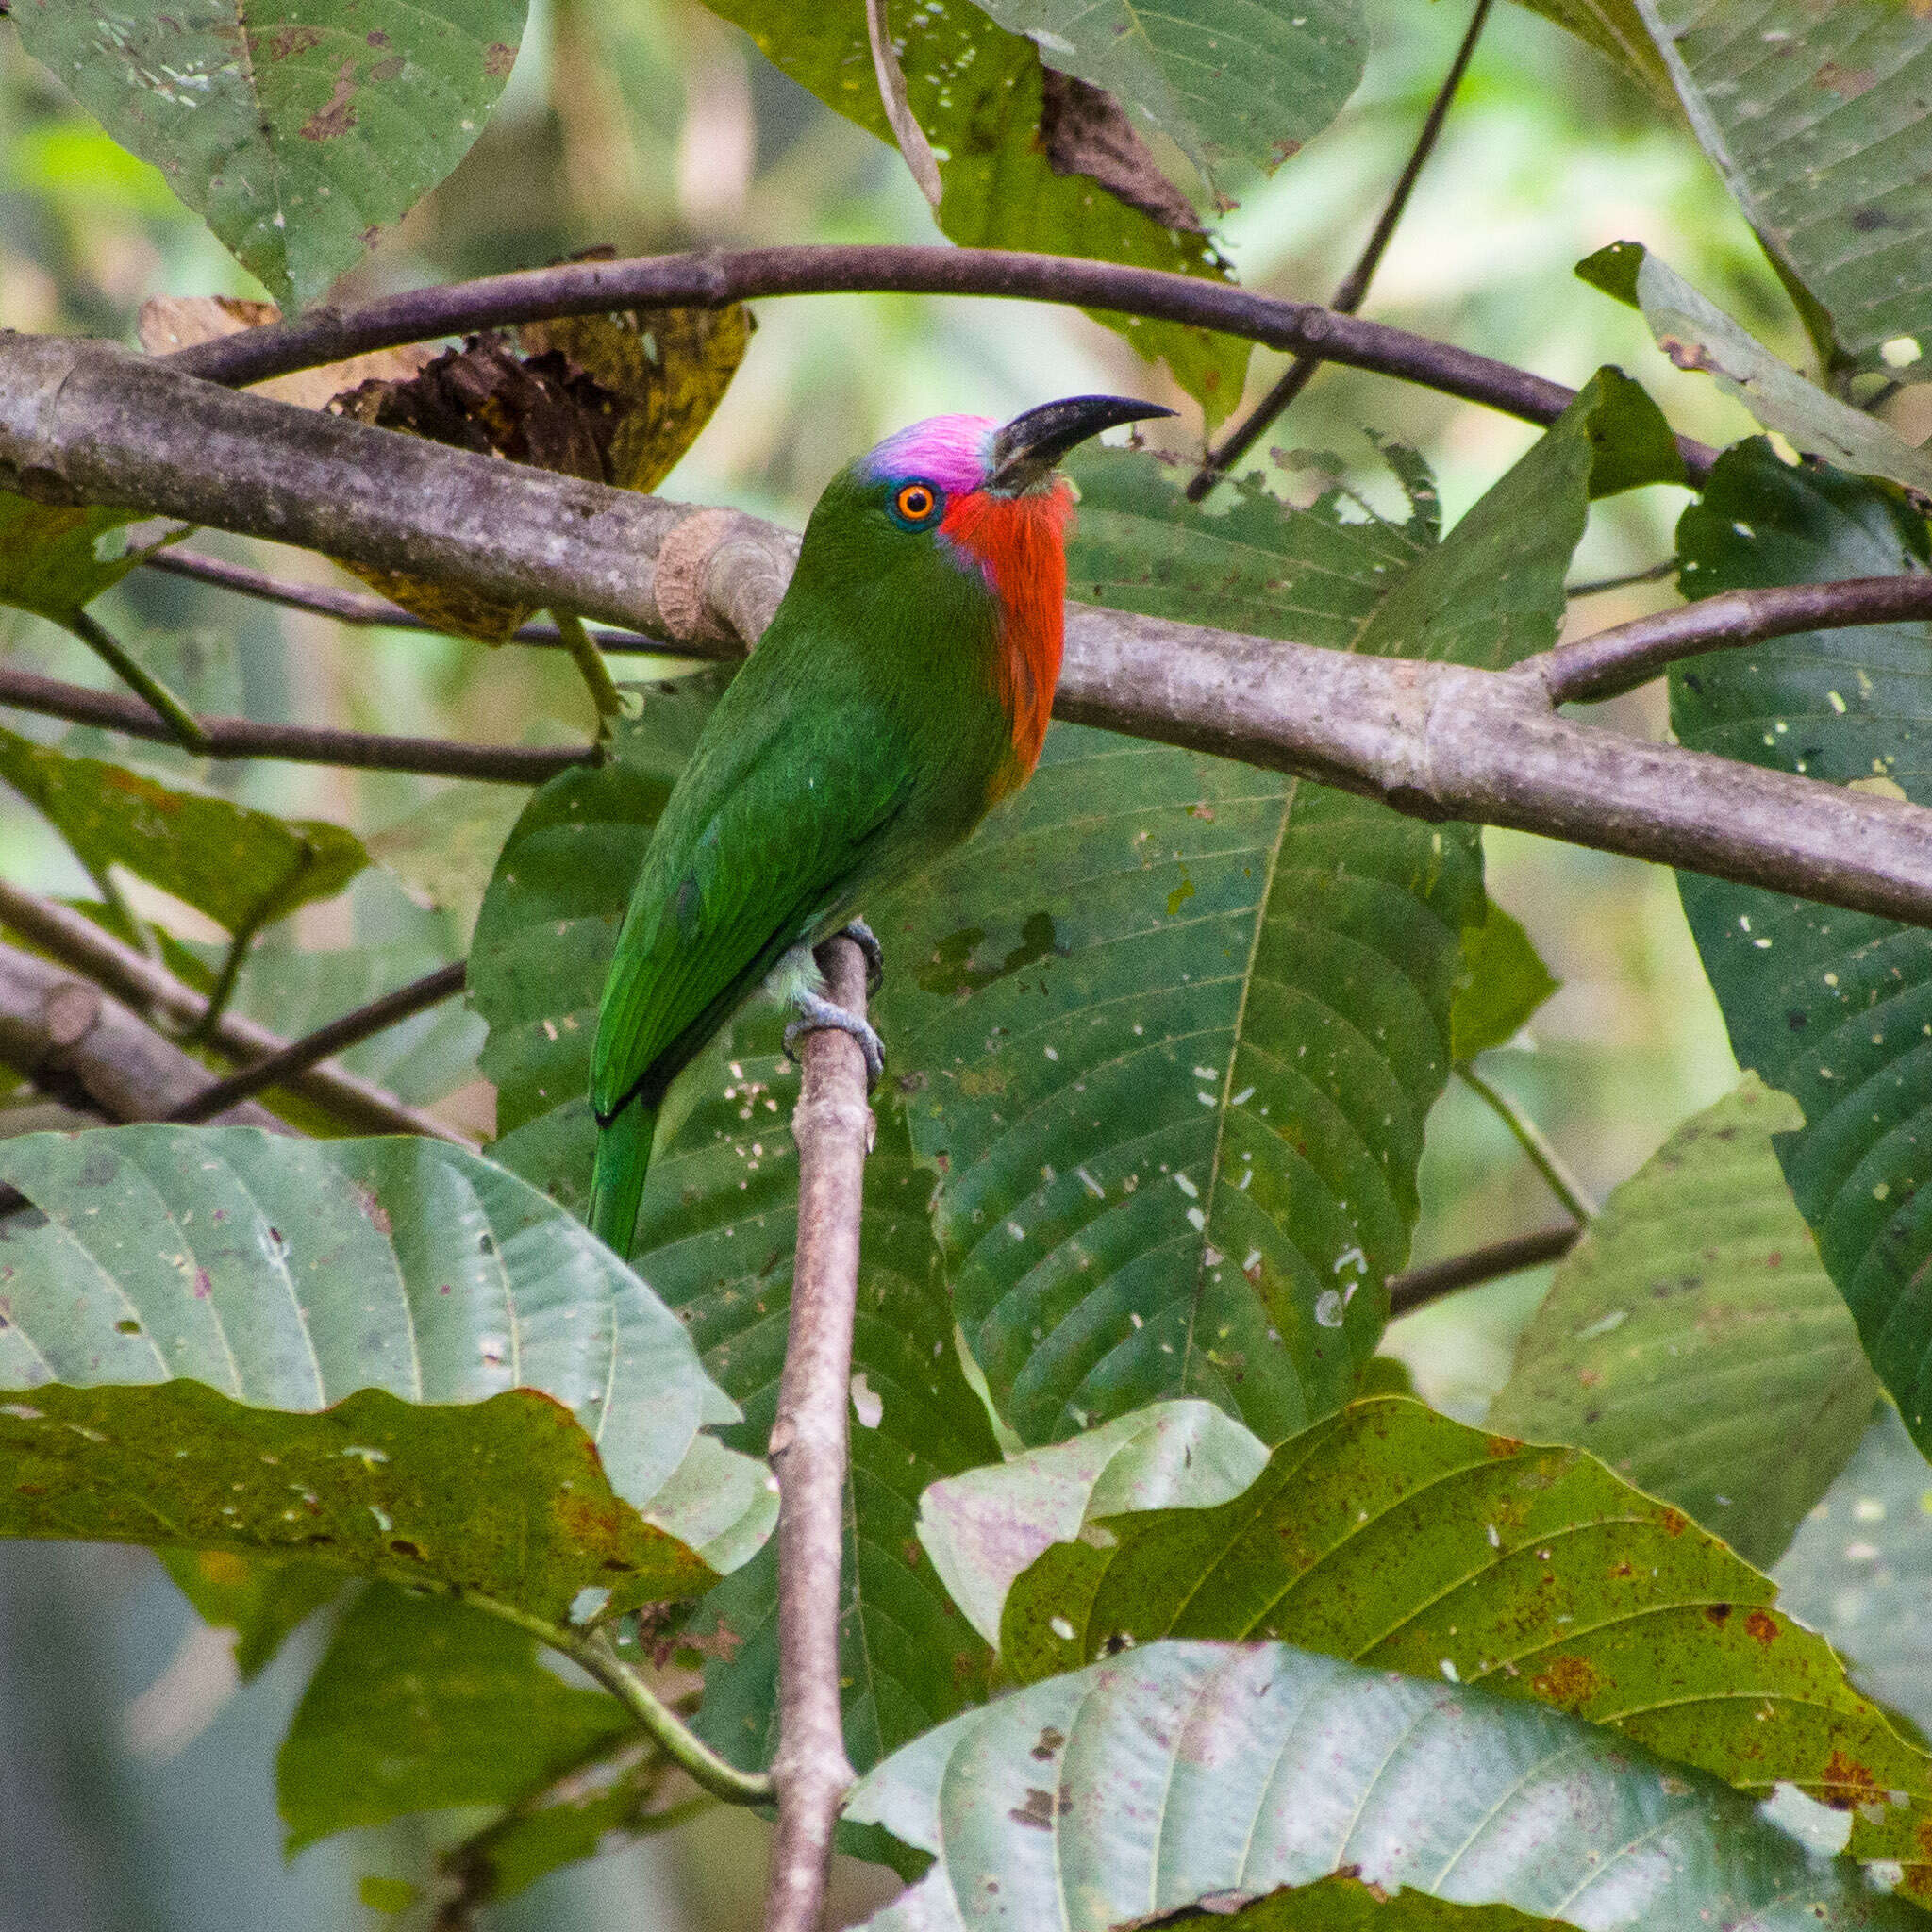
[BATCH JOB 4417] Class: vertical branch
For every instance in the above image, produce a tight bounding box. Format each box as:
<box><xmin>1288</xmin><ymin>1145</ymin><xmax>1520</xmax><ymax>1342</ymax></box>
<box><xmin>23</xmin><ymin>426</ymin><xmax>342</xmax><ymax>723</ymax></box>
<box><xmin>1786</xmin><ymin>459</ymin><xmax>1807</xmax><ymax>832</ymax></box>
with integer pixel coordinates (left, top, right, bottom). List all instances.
<box><xmin>1186</xmin><ymin>0</ymin><xmax>1494</xmax><ymax>501</ymax></box>
<box><xmin>764</xmin><ymin>934</ymin><xmax>874</xmax><ymax>1932</ymax></box>
<box><xmin>865</xmin><ymin>0</ymin><xmax>944</xmax><ymax>208</ymax></box>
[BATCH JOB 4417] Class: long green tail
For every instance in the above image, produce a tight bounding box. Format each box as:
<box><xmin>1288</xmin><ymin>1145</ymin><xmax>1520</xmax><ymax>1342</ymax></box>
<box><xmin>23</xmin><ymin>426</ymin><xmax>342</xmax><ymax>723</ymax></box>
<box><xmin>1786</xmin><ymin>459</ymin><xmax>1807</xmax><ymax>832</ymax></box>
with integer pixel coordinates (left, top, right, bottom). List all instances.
<box><xmin>588</xmin><ymin>1094</ymin><xmax>658</xmax><ymax>1260</ymax></box>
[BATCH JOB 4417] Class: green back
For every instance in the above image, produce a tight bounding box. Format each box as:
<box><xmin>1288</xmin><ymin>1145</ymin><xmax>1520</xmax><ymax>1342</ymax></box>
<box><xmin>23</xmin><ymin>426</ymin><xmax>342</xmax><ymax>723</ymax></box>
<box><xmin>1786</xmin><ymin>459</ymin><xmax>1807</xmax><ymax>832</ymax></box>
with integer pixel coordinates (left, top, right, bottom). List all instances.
<box><xmin>590</xmin><ymin>463</ymin><xmax>1016</xmax><ymax>1122</ymax></box>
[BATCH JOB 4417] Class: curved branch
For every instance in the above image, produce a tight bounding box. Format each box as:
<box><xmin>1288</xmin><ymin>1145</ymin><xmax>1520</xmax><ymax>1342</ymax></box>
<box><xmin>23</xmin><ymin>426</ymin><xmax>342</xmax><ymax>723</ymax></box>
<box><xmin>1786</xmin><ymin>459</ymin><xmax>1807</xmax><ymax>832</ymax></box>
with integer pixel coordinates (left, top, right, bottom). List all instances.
<box><xmin>0</xmin><ymin>662</ymin><xmax>591</xmax><ymax>784</ymax></box>
<box><xmin>5</xmin><ymin>333</ymin><xmax>1931</xmax><ymax>925</ymax></box>
<box><xmin>0</xmin><ymin>880</ymin><xmax>473</xmax><ymax>1145</ymax></box>
<box><xmin>1539</xmin><ymin>574</ymin><xmax>1932</xmax><ymax>705</ymax></box>
<box><xmin>155</xmin><ymin>243</ymin><xmax>1716</xmax><ymax>481</ymax></box>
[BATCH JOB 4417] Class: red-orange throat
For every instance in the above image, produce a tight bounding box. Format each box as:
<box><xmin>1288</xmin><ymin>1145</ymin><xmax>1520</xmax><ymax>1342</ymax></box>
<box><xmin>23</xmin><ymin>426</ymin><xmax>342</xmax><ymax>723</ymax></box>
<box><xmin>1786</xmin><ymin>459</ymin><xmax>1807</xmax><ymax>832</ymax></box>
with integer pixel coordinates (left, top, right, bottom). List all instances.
<box><xmin>941</xmin><ymin>480</ymin><xmax>1073</xmax><ymax>795</ymax></box>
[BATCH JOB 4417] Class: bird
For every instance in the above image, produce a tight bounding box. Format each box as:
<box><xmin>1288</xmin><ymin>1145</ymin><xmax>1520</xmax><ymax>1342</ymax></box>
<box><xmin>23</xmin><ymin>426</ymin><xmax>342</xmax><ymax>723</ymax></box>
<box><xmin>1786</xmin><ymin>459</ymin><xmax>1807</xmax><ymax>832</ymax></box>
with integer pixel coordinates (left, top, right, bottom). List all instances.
<box><xmin>585</xmin><ymin>393</ymin><xmax>1174</xmax><ymax>1259</ymax></box>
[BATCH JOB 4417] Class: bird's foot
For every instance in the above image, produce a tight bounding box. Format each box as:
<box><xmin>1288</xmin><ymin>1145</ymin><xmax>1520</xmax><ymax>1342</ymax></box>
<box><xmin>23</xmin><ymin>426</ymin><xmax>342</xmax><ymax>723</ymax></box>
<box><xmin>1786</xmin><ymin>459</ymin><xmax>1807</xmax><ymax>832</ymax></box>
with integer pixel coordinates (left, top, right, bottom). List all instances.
<box><xmin>785</xmin><ymin>991</ymin><xmax>886</xmax><ymax>1091</ymax></box>
<box><xmin>830</xmin><ymin>919</ymin><xmax>885</xmax><ymax>994</ymax></box>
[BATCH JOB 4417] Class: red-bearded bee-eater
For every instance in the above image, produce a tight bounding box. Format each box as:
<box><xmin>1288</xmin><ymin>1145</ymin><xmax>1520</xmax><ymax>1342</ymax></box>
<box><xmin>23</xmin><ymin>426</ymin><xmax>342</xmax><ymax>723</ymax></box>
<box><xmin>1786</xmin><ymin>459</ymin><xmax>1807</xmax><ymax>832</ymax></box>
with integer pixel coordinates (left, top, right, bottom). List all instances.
<box><xmin>586</xmin><ymin>394</ymin><xmax>1173</xmax><ymax>1258</ymax></box>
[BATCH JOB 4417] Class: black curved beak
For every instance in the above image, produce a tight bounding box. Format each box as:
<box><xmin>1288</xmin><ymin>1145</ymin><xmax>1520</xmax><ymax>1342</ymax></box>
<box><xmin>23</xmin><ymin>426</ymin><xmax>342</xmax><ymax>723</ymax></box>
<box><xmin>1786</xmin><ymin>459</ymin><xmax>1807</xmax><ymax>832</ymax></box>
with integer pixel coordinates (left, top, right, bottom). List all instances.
<box><xmin>986</xmin><ymin>393</ymin><xmax>1176</xmax><ymax>494</ymax></box>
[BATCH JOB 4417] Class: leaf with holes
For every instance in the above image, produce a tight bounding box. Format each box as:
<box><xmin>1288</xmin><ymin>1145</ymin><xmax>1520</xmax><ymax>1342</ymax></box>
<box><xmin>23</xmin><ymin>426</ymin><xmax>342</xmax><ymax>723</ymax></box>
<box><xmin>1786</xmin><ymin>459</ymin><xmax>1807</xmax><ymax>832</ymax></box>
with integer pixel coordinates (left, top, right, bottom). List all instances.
<box><xmin>999</xmin><ymin>1396</ymin><xmax>1932</xmax><ymax>1885</ymax></box>
<box><xmin>1774</xmin><ymin>1403</ymin><xmax>1932</xmax><ymax>1749</ymax></box>
<box><xmin>0</xmin><ymin>1125</ymin><xmax>774</xmax><ymax>1618</ymax></box>
<box><xmin>845</xmin><ymin>1639</ymin><xmax>1927</xmax><ymax>1931</ymax></box>
<box><xmin>1489</xmin><ymin>1076</ymin><xmax>1879</xmax><ymax>1569</ymax></box>
<box><xmin>963</xmin><ymin>0</ymin><xmax>1363</xmax><ymax>192</ymax></box>
<box><xmin>1667</xmin><ymin>444</ymin><xmax>1932</xmax><ymax>1463</ymax></box>
<box><xmin>1634</xmin><ymin>0</ymin><xmax>1932</xmax><ymax>366</ymax></box>
<box><xmin>916</xmin><ymin>1397</ymin><xmax>1269</xmax><ymax>1644</ymax></box>
<box><xmin>1578</xmin><ymin>243</ymin><xmax>1932</xmax><ymax>494</ymax></box>
<box><xmin>11</xmin><ymin>1</ymin><xmax>528</xmax><ymax>310</ymax></box>
<box><xmin>691</xmin><ymin>0</ymin><xmax>1250</xmax><ymax>421</ymax></box>
<box><xmin>883</xmin><ymin>376</ymin><xmax>1673</xmax><ymax>1447</ymax></box>
<box><xmin>276</xmin><ymin>1583</ymin><xmax>631</xmax><ymax>1851</ymax></box>
<box><xmin>0</xmin><ymin>727</ymin><xmax>366</xmax><ymax>937</ymax></box>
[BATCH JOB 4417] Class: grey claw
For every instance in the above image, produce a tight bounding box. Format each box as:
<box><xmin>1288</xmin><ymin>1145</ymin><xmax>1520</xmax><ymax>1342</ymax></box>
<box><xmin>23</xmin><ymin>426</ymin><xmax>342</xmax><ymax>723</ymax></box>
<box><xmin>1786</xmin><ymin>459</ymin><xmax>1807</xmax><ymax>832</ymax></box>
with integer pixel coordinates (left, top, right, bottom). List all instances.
<box><xmin>833</xmin><ymin>919</ymin><xmax>885</xmax><ymax>994</ymax></box>
<box><xmin>785</xmin><ymin>991</ymin><xmax>886</xmax><ymax>1090</ymax></box>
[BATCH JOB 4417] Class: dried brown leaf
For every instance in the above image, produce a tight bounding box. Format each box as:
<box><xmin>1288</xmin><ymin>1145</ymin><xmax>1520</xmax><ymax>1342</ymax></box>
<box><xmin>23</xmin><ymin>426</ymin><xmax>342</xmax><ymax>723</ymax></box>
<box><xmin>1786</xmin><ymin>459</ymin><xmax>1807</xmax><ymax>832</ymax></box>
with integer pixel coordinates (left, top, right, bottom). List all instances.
<box><xmin>1037</xmin><ymin>71</ymin><xmax>1204</xmax><ymax>235</ymax></box>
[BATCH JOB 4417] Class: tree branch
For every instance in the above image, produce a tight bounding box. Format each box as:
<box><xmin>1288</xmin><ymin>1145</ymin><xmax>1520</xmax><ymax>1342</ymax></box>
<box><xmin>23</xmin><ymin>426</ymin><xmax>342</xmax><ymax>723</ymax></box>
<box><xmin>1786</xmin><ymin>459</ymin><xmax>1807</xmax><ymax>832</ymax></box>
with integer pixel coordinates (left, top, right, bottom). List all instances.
<box><xmin>1385</xmin><ymin>1222</ymin><xmax>1580</xmax><ymax>1317</ymax></box>
<box><xmin>163</xmin><ymin>959</ymin><xmax>468</xmax><ymax>1124</ymax></box>
<box><xmin>142</xmin><ymin>547</ymin><xmax>677</xmax><ymax>654</ymax></box>
<box><xmin>0</xmin><ymin>879</ymin><xmax>473</xmax><ymax>1144</ymax></box>
<box><xmin>1187</xmin><ymin>0</ymin><xmax>1494</xmax><ymax>500</ymax></box>
<box><xmin>151</xmin><ymin>243</ymin><xmax>1715</xmax><ymax>480</ymax></box>
<box><xmin>1539</xmin><ymin>574</ymin><xmax>1932</xmax><ymax>705</ymax></box>
<box><xmin>6</xmin><ymin>335</ymin><xmax>1932</xmax><ymax>925</ymax></box>
<box><xmin>764</xmin><ymin>934</ymin><xmax>873</xmax><ymax>1932</ymax></box>
<box><xmin>1457</xmin><ymin>1064</ymin><xmax>1596</xmax><ymax>1222</ymax></box>
<box><xmin>0</xmin><ymin>941</ymin><xmax>287</xmax><ymax>1133</ymax></box>
<box><xmin>0</xmin><ymin>661</ymin><xmax>591</xmax><ymax>784</ymax></box>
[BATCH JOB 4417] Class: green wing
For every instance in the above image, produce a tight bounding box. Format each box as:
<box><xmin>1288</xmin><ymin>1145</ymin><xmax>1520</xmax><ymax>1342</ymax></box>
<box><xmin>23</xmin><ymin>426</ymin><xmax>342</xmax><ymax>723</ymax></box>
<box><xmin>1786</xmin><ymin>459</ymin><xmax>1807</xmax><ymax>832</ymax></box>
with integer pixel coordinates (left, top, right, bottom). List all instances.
<box><xmin>590</xmin><ymin>694</ymin><xmax>912</xmax><ymax>1122</ymax></box>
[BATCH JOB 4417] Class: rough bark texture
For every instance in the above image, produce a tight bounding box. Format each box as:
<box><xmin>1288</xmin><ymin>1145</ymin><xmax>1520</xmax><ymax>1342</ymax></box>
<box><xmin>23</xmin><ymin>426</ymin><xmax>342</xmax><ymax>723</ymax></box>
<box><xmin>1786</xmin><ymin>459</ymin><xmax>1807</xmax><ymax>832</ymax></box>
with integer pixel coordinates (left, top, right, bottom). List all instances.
<box><xmin>4</xmin><ymin>334</ymin><xmax>1929</xmax><ymax>926</ymax></box>
<box><xmin>763</xmin><ymin>936</ymin><xmax>872</xmax><ymax>1932</ymax></box>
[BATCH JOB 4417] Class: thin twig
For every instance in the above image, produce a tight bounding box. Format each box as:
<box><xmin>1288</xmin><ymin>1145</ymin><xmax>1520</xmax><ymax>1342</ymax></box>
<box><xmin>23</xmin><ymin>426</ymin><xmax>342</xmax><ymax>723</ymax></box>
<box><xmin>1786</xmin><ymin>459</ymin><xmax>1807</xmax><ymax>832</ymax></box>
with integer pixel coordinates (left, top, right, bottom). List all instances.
<box><xmin>0</xmin><ymin>878</ymin><xmax>473</xmax><ymax>1144</ymax></box>
<box><xmin>141</xmin><ymin>548</ymin><xmax>674</xmax><ymax>653</ymax></box>
<box><xmin>1386</xmin><ymin>1222</ymin><xmax>1579</xmax><ymax>1317</ymax></box>
<box><xmin>149</xmin><ymin>243</ymin><xmax>1715</xmax><ymax>476</ymax></box>
<box><xmin>1187</xmin><ymin>0</ymin><xmax>1494</xmax><ymax>501</ymax></box>
<box><xmin>0</xmin><ymin>662</ymin><xmax>591</xmax><ymax>784</ymax></box>
<box><xmin>64</xmin><ymin>608</ymin><xmax>210</xmax><ymax>754</ymax></box>
<box><xmin>1458</xmin><ymin>1064</ymin><xmax>1597</xmax><ymax>1222</ymax></box>
<box><xmin>864</xmin><ymin>0</ymin><xmax>943</xmax><ymax>208</ymax></box>
<box><xmin>1565</xmin><ymin>558</ymin><xmax>1676</xmax><ymax>599</ymax></box>
<box><xmin>1538</xmin><ymin>574</ymin><xmax>1932</xmax><ymax>706</ymax></box>
<box><xmin>764</xmin><ymin>934</ymin><xmax>873</xmax><ymax>1932</ymax></box>
<box><xmin>553</xmin><ymin>608</ymin><xmax>625</xmax><ymax>734</ymax></box>
<box><xmin>164</xmin><ymin>959</ymin><xmax>467</xmax><ymax>1124</ymax></box>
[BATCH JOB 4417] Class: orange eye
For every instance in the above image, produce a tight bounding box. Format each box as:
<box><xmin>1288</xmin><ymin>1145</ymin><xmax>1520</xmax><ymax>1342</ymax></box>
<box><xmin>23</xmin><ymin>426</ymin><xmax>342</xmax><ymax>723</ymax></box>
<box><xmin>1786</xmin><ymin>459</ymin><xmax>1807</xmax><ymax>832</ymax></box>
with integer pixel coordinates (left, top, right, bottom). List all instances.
<box><xmin>893</xmin><ymin>482</ymin><xmax>939</xmax><ymax>524</ymax></box>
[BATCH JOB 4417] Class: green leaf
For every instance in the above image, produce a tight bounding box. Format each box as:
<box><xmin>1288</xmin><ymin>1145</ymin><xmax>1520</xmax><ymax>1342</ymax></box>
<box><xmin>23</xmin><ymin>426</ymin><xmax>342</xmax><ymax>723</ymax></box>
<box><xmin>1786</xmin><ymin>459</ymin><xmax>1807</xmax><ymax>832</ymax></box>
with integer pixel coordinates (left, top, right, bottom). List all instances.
<box><xmin>691</xmin><ymin>0</ymin><xmax>1251</xmax><ymax>420</ymax></box>
<box><xmin>960</xmin><ymin>0</ymin><xmax>1363</xmax><ymax>192</ymax></box>
<box><xmin>368</xmin><ymin>781</ymin><xmax>534</xmax><ymax>939</ymax></box>
<box><xmin>1576</xmin><ymin>244</ymin><xmax>1932</xmax><ymax>494</ymax></box>
<box><xmin>916</xmin><ymin>1398</ymin><xmax>1269</xmax><ymax>1644</ymax></box>
<box><xmin>0</xmin><ymin>498</ymin><xmax>143</xmax><ymax>623</ymax></box>
<box><xmin>1450</xmin><ymin>900</ymin><xmax>1559</xmax><ymax>1065</ymax></box>
<box><xmin>845</xmin><ymin>1639</ymin><xmax>1928</xmax><ymax>1931</ymax></box>
<box><xmin>893</xmin><ymin>386</ymin><xmax>1651</xmax><ymax>1446</ymax></box>
<box><xmin>0</xmin><ymin>1125</ymin><xmax>775</xmax><ymax>1617</ymax></box>
<box><xmin>1774</xmin><ymin>1403</ymin><xmax>1932</xmax><ymax>1749</ymax></box>
<box><xmin>1666</xmin><ymin>443</ymin><xmax>1932</xmax><ymax>1459</ymax></box>
<box><xmin>1632</xmin><ymin>1</ymin><xmax>1932</xmax><ymax>366</ymax></box>
<box><xmin>0</xmin><ymin>726</ymin><xmax>366</xmax><ymax>936</ymax></box>
<box><xmin>1488</xmin><ymin>1077</ymin><xmax>1879</xmax><ymax>1570</ymax></box>
<box><xmin>158</xmin><ymin>1547</ymin><xmax>344</xmax><ymax>1679</ymax></box>
<box><xmin>276</xmin><ymin>1583</ymin><xmax>630</xmax><ymax>1851</ymax></box>
<box><xmin>997</xmin><ymin>1395</ymin><xmax>1932</xmax><ymax>1868</ymax></box>
<box><xmin>1501</xmin><ymin>0</ymin><xmax>1673</xmax><ymax>105</ymax></box>
<box><xmin>11</xmin><ymin>1</ymin><xmax>529</xmax><ymax>310</ymax></box>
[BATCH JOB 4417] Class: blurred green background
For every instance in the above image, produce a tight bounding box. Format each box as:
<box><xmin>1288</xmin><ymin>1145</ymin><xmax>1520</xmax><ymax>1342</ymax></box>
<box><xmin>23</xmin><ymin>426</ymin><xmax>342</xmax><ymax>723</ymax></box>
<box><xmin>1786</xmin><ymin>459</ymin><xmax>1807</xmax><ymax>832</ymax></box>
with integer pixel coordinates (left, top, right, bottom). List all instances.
<box><xmin>0</xmin><ymin>0</ymin><xmax>1822</xmax><ymax>1921</ymax></box>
